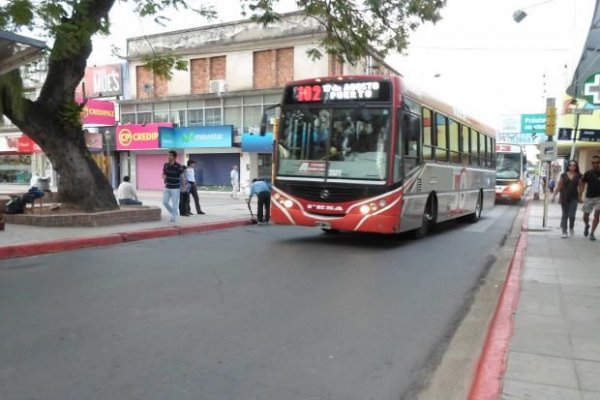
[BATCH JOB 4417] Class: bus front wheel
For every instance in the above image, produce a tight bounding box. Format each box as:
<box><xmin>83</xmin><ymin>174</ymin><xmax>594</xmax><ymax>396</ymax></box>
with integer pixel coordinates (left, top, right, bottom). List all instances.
<box><xmin>412</xmin><ymin>202</ymin><xmax>434</xmax><ymax>240</ymax></box>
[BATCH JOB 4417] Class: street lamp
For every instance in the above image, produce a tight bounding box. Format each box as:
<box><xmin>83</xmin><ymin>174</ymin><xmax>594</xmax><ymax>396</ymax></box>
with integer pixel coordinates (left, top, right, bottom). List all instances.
<box><xmin>513</xmin><ymin>10</ymin><xmax>528</xmax><ymax>23</ymax></box>
<box><xmin>512</xmin><ymin>0</ymin><xmax>558</xmax><ymax>23</ymax></box>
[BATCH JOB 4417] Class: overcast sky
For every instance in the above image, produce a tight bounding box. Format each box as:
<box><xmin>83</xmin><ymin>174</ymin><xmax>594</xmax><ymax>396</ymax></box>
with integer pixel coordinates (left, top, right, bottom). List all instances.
<box><xmin>89</xmin><ymin>0</ymin><xmax>596</xmax><ymax>128</ymax></box>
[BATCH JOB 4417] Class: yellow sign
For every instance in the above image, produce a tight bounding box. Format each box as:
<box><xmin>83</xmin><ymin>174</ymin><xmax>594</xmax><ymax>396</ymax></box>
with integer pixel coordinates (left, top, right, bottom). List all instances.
<box><xmin>545</xmin><ymin>106</ymin><xmax>556</xmax><ymax>136</ymax></box>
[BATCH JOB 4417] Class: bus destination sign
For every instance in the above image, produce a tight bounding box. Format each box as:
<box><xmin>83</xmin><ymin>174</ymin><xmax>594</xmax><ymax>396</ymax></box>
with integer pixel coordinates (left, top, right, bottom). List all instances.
<box><xmin>286</xmin><ymin>80</ymin><xmax>390</xmax><ymax>103</ymax></box>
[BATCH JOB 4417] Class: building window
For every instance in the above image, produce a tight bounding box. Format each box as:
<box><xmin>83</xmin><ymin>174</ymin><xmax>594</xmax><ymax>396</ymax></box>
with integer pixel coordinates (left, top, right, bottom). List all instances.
<box><xmin>205</xmin><ymin>108</ymin><xmax>222</xmax><ymax>125</ymax></box>
<box><xmin>188</xmin><ymin>109</ymin><xmax>203</xmax><ymax>126</ymax></box>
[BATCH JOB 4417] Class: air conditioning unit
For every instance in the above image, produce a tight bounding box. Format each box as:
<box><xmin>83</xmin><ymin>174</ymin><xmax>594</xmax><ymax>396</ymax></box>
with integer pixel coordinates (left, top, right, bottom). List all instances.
<box><xmin>209</xmin><ymin>79</ymin><xmax>228</xmax><ymax>94</ymax></box>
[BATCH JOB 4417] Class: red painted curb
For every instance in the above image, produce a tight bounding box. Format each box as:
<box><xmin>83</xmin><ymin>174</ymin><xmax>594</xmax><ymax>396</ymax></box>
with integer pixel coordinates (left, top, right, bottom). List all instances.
<box><xmin>468</xmin><ymin>200</ymin><xmax>532</xmax><ymax>400</ymax></box>
<box><xmin>178</xmin><ymin>219</ymin><xmax>249</xmax><ymax>234</ymax></box>
<box><xmin>0</xmin><ymin>234</ymin><xmax>124</xmax><ymax>259</ymax></box>
<box><xmin>120</xmin><ymin>226</ymin><xmax>180</xmax><ymax>242</ymax></box>
<box><xmin>0</xmin><ymin>219</ymin><xmax>251</xmax><ymax>260</ymax></box>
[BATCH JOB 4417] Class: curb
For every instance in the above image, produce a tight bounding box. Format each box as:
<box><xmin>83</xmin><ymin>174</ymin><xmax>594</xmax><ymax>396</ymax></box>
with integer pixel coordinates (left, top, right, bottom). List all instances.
<box><xmin>467</xmin><ymin>200</ymin><xmax>531</xmax><ymax>400</ymax></box>
<box><xmin>0</xmin><ymin>219</ymin><xmax>249</xmax><ymax>260</ymax></box>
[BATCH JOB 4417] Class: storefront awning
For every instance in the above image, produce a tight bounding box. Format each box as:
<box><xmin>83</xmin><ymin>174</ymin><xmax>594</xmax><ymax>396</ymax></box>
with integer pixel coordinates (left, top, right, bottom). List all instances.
<box><xmin>0</xmin><ymin>31</ymin><xmax>46</xmax><ymax>75</ymax></box>
<box><xmin>567</xmin><ymin>1</ymin><xmax>600</xmax><ymax>98</ymax></box>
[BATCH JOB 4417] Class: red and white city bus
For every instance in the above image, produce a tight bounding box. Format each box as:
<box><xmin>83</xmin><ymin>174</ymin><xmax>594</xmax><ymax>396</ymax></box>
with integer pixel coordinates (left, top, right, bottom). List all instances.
<box><xmin>264</xmin><ymin>75</ymin><xmax>496</xmax><ymax>237</ymax></box>
<box><xmin>495</xmin><ymin>143</ymin><xmax>527</xmax><ymax>203</ymax></box>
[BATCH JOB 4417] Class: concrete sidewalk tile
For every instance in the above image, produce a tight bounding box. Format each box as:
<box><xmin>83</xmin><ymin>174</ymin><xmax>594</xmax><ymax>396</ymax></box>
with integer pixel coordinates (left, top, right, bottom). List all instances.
<box><xmin>518</xmin><ymin>299</ymin><xmax>562</xmax><ymax>317</ymax></box>
<box><xmin>575</xmin><ymin>360</ymin><xmax>600</xmax><ymax>392</ymax></box>
<box><xmin>561</xmin><ymin>284</ymin><xmax>600</xmax><ymax>298</ymax></box>
<box><xmin>524</xmin><ymin>256</ymin><xmax>558</xmax><ymax>270</ymax></box>
<box><xmin>559</xmin><ymin>276</ymin><xmax>600</xmax><ymax>287</ymax></box>
<box><xmin>521</xmin><ymin>281</ymin><xmax>562</xmax><ymax>301</ymax></box>
<box><xmin>568</xmin><ymin>320</ymin><xmax>600</xmax><ymax>341</ymax></box>
<box><xmin>522</xmin><ymin>268</ymin><xmax>559</xmax><ymax>284</ymax></box>
<box><xmin>514</xmin><ymin>313</ymin><xmax>570</xmax><ymax>336</ymax></box>
<box><xmin>502</xmin><ymin>379</ymin><xmax>581</xmax><ymax>400</ymax></box>
<box><xmin>509</xmin><ymin>330</ymin><xmax>572</xmax><ymax>358</ymax></box>
<box><xmin>572</xmin><ymin>337</ymin><xmax>600</xmax><ymax>362</ymax></box>
<box><xmin>505</xmin><ymin>352</ymin><xmax>578</xmax><ymax>389</ymax></box>
<box><xmin>582</xmin><ymin>390</ymin><xmax>600</xmax><ymax>400</ymax></box>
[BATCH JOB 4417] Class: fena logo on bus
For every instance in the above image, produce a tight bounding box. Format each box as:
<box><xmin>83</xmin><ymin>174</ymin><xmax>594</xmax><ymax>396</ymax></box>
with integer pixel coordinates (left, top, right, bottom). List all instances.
<box><xmin>307</xmin><ymin>204</ymin><xmax>344</xmax><ymax>212</ymax></box>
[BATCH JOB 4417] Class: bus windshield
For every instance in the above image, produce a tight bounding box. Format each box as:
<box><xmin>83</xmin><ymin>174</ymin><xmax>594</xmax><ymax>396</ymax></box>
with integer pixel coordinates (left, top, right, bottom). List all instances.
<box><xmin>496</xmin><ymin>153</ymin><xmax>522</xmax><ymax>180</ymax></box>
<box><xmin>277</xmin><ymin>107</ymin><xmax>390</xmax><ymax>180</ymax></box>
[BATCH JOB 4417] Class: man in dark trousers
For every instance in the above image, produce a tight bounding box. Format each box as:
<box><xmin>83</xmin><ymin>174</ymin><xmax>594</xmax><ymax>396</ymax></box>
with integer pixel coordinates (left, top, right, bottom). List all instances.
<box><xmin>579</xmin><ymin>155</ymin><xmax>600</xmax><ymax>241</ymax></box>
<box><xmin>184</xmin><ymin>159</ymin><xmax>205</xmax><ymax>215</ymax></box>
<box><xmin>248</xmin><ymin>178</ymin><xmax>271</xmax><ymax>225</ymax></box>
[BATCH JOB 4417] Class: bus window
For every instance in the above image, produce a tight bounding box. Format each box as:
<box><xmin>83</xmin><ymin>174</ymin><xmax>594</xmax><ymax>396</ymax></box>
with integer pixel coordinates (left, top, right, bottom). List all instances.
<box><xmin>461</xmin><ymin>125</ymin><xmax>470</xmax><ymax>165</ymax></box>
<box><xmin>435</xmin><ymin>113</ymin><xmax>448</xmax><ymax>162</ymax></box>
<box><xmin>470</xmin><ymin>129</ymin><xmax>479</xmax><ymax>166</ymax></box>
<box><xmin>449</xmin><ymin>119</ymin><xmax>459</xmax><ymax>164</ymax></box>
<box><xmin>277</xmin><ymin>107</ymin><xmax>390</xmax><ymax>180</ymax></box>
<box><xmin>422</xmin><ymin>108</ymin><xmax>434</xmax><ymax>161</ymax></box>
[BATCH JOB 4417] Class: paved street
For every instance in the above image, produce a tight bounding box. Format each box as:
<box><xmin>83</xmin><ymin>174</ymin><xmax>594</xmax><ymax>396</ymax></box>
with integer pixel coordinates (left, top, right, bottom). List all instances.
<box><xmin>0</xmin><ymin>193</ymin><xmax>519</xmax><ymax>400</ymax></box>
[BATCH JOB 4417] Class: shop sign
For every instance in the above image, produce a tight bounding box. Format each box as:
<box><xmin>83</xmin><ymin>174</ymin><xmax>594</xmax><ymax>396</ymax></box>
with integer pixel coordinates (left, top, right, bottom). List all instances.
<box><xmin>84</xmin><ymin>131</ymin><xmax>103</xmax><ymax>151</ymax></box>
<box><xmin>76</xmin><ymin>64</ymin><xmax>123</xmax><ymax>98</ymax></box>
<box><xmin>241</xmin><ymin>132</ymin><xmax>273</xmax><ymax>153</ymax></box>
<box><xmin>116</xmin><ymin>123</ymin><xmax>173</xmax><ymax>150</ymax></box>
<box><xmin>0</xmin><ymin>134</ymin><xmax>41</xmax><ymax>153</ymax></box>
<box><xmin>521</xmin><ymin>114</ymin><xmax>546</xmax><ymax>134</ymax></box>
<box><xmin>159</xmin><ymin>125</ymin><xmax>233</xmax><ymax>148</ymax></box>
<box><xmin>558</xmin><ymin>128</ymin><xmax>600</xmax><ymax>141</ymax></box>
<box><xmin>79</xmin><ymin>98</ymin><xmax>116</xmax><ymax>126</ymax></box>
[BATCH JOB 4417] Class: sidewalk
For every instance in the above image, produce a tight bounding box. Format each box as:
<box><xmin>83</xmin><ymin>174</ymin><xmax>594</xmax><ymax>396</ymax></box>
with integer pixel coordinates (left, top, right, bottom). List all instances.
<box><xmin>0</xmin><ymin>189</ymin><xmax>254</xmax><ymax>254</ymax></box>
<box><xmin>497</xmin><ymin>195</ymin><xmax>600</xmax><ymax>399</ymax></box>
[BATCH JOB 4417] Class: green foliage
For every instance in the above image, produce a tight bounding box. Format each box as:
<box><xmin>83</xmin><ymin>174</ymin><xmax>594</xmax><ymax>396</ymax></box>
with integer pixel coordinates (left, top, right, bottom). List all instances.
<box><xmin>141</xmin><ymin>53</ymin><xmax>188</xmax><ymax>80</ymax></box>
<box><xmin>57</xmin><ymin>98</ymin><xmax>83</xmax><ymax>128</ymax></box>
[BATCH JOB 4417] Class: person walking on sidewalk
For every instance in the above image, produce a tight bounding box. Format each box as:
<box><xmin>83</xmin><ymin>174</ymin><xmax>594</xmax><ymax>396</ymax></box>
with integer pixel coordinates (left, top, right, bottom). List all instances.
<box><xmin>185</xmin><ymin>159</ymin><xmax>205</xmax><ymax>215</ymax></box>
<box><xmin>553</xmin><ymin>160</ymin><xmax>582</xmax><ymax>238</ymax></box>
<box><xmin>162</xmin><ymin>150</ymin><xmax>186</xmax><ymax>223</ymax></box>
<box><xmin>579</xmin><ymin>155</ymin><xmax>600</xmax><ymax>241</ymax></box>
<box><xmin>230</xmin><ymin>165</ymin><xmax>240</xmax><ymax>198</ymax></box>
<box><xmin>248</xmin><ymin>178</ymin><xmax>271</xmax><ymax>225</ymax></box>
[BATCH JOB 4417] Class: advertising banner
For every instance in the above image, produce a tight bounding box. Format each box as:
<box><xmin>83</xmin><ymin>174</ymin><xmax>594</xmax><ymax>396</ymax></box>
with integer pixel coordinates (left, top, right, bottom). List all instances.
<box><xmin>116</xmin><ymin>123</ymin><xmax>173</xmax><ymax>150</ymax></box>
<box><xmin>79</xmin><ymin>98</ymin><xmax>116</xmax><ymax>126</ymax></box>
<box><xmin>241</xmin><ymin>132</ymin><xmax>273</xmax><ymax>153</ymax></box>
<box><xmin>84</xmin><ymin>131</ymin><xmax>103</xmax><ymax>151</ymax></box>
<box><xmin>521</xmin><ymin>114</ymin><xmax>546</xmax><ymax>134</ymax></box>
<box><xmin>76</xmin><ymin>64</ymin><xmax>123</xmax><ymax>98</ymax></box>
<box><xmin>159</xmin><ymin>125</ymin><xmax>233</xmax><ymax>148</ymax></box>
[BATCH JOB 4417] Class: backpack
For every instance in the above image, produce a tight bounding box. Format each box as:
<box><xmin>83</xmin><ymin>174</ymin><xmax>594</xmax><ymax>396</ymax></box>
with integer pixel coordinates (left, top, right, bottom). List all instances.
<box><xmin>5</xmin><ymin>195</ymin><xmax>24</xmax><ymax>214</ymax></box>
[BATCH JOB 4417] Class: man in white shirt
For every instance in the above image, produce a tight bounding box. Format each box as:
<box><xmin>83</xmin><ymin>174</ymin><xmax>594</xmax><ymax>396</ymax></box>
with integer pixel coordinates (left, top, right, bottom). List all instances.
<box><xmin>117</xmin><ymin>176</ymin><xmax>142</xmax><ymax>205</ymax></box>
<box><xmin>230</xmin><ymin>165</ymin><xmax>240</xmax><ymax>198</ymax></box>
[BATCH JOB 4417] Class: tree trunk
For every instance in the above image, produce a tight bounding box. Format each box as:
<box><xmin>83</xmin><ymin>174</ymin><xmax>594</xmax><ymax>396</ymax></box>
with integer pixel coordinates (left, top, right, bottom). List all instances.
<box><xmin>0</xmin><ymin>0</ymin><xmax>119</xmax><ymax>212</ymax></box>
<box><xmin>19</xmin><ymin>102</ymin><xmax>118</xmax><ymax>212</ymax></box>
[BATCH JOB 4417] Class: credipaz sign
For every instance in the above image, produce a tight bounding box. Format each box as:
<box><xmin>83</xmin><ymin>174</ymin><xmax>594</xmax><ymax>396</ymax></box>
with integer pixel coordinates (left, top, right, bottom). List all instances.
<box><xmin>159</xmin><ymin>125</ymin><xmax>233</xmax><ymax>148</ymax></box>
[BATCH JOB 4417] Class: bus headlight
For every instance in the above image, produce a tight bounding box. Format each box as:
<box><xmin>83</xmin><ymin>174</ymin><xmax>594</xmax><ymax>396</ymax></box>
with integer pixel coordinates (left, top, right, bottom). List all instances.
<box><xmin>359</xmin><ymin>204</ymin><xmax>371</xmax><ymax>214</ymax></box>
<box><xmin>283</xmin><ymin>199</ymin><xmax>294</xmax><ymax>208</ymax></box>
<box><xmin>510</xmin><ymin>183</ymin><xmax>521</xmax><ymax>192</ymax></box>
